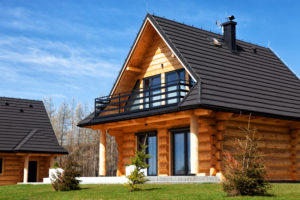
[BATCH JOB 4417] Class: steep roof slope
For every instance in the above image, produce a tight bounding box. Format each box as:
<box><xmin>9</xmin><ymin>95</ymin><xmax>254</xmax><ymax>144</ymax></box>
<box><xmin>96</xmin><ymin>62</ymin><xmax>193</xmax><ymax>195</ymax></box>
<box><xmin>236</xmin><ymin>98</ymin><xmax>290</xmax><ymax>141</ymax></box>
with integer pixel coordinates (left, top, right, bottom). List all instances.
<box><xmin>0</xmin><ymin>97</ymin><xmax>67</xmax><ymax>154</ymax></box>
<box><xmin>150</xmin><ymin>15</ymin><xmax>300</xmax><ymax>119</ymax></box>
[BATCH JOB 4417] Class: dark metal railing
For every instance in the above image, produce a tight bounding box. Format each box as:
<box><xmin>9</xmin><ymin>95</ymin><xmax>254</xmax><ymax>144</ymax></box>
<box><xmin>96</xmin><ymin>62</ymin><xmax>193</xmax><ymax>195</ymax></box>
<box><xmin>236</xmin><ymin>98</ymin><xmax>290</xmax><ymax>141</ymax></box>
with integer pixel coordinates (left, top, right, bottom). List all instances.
<box><xmin>95</xmin><ymin>80</ymin><xmax>192</xmax><ymax>117</ymax></box>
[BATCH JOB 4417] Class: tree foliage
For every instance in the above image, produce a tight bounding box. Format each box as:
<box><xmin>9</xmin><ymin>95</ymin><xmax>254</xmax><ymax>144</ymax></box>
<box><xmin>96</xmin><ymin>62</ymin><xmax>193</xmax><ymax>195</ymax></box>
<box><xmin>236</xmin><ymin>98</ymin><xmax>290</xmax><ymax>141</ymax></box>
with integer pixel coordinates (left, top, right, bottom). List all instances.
<box><xmin>126</xmin><ymin>138</ymin><xmax>150</xmax><ymax>192</ymax></box>
<box><xmin>223</xmin><ymin>118</ymin><xmax>271</xmax><ymax>196</ymax></box>
<box><xmin>51</xmin><ymin>158</ymin><xmax>81</xmax><ymax>191</ymax></box>
<box><xmin>43</xmin><ymin>97</ymin><xmax>118</xmax><ymax>177</ymax></box>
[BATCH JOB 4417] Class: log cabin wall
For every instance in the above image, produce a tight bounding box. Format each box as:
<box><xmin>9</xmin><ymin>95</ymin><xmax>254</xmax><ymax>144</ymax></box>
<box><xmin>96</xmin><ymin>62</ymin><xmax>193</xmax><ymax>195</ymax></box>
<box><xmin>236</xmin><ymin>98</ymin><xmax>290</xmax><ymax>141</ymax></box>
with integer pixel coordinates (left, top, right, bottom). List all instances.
<box><xmin>0</xmin><ymin>154</ymin><xmax>23</xmax><ymax>185</ymax></box>
<box><xmin>99</xmin><ymin>109</ymin><xmax>300</xmax><ymax>181</ymax></box>
<box><xmin>0</xmin><ymin>154</ymin><xmax>52</xmax><ymax>185</ymax></box>
<box><xmin>223</xmin><ymin>116</ymin><xmax>300</xmax><ymax>181</ymax></box>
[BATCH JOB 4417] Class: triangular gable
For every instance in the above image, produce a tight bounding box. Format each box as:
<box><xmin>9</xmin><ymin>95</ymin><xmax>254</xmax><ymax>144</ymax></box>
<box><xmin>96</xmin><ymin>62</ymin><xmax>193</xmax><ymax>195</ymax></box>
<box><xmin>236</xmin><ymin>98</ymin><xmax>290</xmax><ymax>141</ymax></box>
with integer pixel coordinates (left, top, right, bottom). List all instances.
<box><xmin>109</xmin><ymin>14</ymin><xmax>198</xmax><ymax>96</ymax></box>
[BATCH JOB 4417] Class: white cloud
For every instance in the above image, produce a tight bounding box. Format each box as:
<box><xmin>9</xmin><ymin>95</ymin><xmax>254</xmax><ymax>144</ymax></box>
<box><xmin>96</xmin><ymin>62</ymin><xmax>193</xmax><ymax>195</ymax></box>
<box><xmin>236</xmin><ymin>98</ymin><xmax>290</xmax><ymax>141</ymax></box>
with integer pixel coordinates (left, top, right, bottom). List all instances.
<box><xmin>0</xmin><ymin>36</ymin><xmax>121</xmax><ymax>79</ymax></box>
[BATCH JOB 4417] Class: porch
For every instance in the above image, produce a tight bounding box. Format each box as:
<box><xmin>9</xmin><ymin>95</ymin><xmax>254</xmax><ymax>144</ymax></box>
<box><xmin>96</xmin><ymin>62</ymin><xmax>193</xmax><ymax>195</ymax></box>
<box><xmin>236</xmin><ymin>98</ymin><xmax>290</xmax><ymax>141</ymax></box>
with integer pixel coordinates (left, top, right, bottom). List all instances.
<box><xmin>89</xmin><ymin>108</ymin><xmax>231</xmax><ymax>178</ymax></box>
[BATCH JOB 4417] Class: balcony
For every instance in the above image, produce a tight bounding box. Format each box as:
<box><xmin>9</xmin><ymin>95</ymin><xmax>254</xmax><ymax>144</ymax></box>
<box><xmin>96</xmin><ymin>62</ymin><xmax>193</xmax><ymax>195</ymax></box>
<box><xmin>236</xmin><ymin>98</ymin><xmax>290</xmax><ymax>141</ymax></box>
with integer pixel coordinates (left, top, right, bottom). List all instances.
<box><xmin>95</xmin><ymin>80</ymin><xmax>193</xmax><ymax>117</ymax></box>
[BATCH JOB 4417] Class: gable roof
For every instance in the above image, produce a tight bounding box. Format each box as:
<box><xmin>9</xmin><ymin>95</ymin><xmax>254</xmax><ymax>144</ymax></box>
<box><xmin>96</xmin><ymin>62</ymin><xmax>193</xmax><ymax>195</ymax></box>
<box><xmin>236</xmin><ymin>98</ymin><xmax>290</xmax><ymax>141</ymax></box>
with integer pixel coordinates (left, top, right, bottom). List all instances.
<box><xmin>78</xmin><ymin>14</ymin><xmax>300</xmax><ymax>127</ymax></box>
<box><xmin>149</xmin><ymin>15</ymin><xmax>300</xmax><ymax>120</ymax></box>
<box><xmin>0</xmin><ymin>97</ymin><xmax>68</xmax><ymax>154</ymax></box>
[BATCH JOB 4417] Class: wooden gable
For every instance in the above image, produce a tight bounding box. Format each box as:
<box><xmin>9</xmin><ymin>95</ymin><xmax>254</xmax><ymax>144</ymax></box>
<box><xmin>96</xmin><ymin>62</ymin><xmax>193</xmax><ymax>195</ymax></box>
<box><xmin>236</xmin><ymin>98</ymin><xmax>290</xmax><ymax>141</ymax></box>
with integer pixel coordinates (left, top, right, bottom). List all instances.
<box><xmin>112</xmin><ymin>20</ymin><xmax>185</xmax><ymax>96</ymax></box>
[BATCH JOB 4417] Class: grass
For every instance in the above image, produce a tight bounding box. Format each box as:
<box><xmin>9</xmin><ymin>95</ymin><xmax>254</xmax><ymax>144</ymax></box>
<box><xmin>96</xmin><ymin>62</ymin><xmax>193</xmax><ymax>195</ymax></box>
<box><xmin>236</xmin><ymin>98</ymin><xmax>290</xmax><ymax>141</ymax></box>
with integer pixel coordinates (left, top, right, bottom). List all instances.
<box><xmin>0</xmin><ymin>183</ymin><xmax>300</xmax><ymax>200</ymax></box>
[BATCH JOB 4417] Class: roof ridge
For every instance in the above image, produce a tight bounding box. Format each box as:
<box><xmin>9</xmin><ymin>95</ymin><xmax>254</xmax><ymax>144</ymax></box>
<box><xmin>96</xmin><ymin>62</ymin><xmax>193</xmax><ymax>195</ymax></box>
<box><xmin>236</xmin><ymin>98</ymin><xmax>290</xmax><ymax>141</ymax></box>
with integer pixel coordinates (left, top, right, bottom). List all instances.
<box><xmin>13</xmin><ymin>129</ymin><xmax>39</xmax><ymax>151</ymax></box>
<box><xmin>0</xmin><ymin>96</ymin><xmax>42</xmax><ymax>102</ymax></box>
<box><xmin>150</xmin><ymin>14</ymin><xmax>270</xmax><ymax>50</ymax></box>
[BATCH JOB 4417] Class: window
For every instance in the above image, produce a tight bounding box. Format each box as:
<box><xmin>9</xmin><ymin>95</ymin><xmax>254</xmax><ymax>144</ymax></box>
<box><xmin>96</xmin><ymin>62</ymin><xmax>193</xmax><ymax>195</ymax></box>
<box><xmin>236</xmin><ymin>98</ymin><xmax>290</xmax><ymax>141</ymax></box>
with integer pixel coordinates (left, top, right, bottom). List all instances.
<box><xmin>126</xmin><ymin>80</ymin><xmax>141</xmax><ymax>111</ymax></box>
<box><xmin>0</xmin><ymin>158</ymin><xmax>3</xmax><ymax>174</ymax></box>
<box><xmin>143</xmin><ymin>75</ymin><xmax>161</xmax><ymax>108</ymax></box>
<box><xmin>166</xmin><ymin>69</ymin><xmax>186</xmax><ymax>104</ymax></box>
<box><xmin>171</xmin><ymin>129</ymin><xmax>191</xmax><ymax>175</ymax></box>
<box><xmin>137</xmin><ymin>132</ymin><xmax>157</xmax><ymax>176</ymax></box>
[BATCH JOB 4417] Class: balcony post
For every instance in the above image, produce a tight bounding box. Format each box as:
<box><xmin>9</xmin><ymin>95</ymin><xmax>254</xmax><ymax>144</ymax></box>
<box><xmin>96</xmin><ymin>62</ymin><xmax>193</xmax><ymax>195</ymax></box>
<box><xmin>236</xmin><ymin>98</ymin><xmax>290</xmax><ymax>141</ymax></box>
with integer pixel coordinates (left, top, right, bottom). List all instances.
<box><xmin>99</xmin><ymin>129</ymin><xmax>106</xmax><ymax>176</ymax></box>
<box><xmin>190</xmin><ymin>113</ymin><xmax>199</xmax><ymax>175</ymax></box>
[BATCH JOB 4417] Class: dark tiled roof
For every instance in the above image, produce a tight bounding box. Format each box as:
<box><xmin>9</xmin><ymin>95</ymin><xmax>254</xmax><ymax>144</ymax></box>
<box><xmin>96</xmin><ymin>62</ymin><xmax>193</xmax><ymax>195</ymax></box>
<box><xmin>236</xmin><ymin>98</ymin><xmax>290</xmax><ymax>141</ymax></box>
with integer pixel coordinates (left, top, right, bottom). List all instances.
<box><xmin>0</xmin><ymin>97</ymin><xmax>68</xmax><ymax>154</ymax></box>
<box><xmin>78</xmin><ymin>14</ymin><xmax>300</xmax><ymax>127</ymax></box>
<box><xmin>149</xmin><ymin>15</ymin><xmax>300</xmax><ymax>119</ymax></box>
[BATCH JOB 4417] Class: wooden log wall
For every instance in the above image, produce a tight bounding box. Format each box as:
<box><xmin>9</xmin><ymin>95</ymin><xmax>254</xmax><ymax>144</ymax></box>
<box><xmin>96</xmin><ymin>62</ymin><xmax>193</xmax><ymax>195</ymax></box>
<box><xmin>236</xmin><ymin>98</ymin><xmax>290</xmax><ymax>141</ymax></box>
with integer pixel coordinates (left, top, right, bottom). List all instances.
<box><xmin>198</xmin><ymin>118</ymin><xmax>215</xmax><ymax>175</ymax></box>
<box><xmin>0</xmin><ymin>154</ymin><xmax>23</xmax><ymax>185</ymax></box>
<box><xmin>158</xmin><ymin>128</ymin><xmax>169</xmax><ymax>175</ymax></box>
<box><xmin>115</xmin><ymin>132</ymin><xmax>136</xmax><ymax>176</ymax></box>
<box><xmin>0</xmin><ymin>154</ymin><xmax>51</xmax><ymax>185</ymax></box>
<box><xmin>115</xmin><ymin>135</ymin><xmax>125</xmax><ymax>176</ymax></box>
<box><xmin>223</xmin><ymin>119</ymin><xmax>295</xmax><ymax>181</ymax></box>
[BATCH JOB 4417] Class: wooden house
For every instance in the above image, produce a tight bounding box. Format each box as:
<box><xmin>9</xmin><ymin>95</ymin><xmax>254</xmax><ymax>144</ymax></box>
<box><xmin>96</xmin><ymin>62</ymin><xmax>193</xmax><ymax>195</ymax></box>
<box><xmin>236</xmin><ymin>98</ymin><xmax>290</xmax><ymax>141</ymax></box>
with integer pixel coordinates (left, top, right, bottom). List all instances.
<box><xmin>78</xmin><ymin>14</ymin><xmax>300</xmax><ymax>181</ymax></box>
<box><xmin>0</xmin><ymin>97</ymin><xmax>67</xmax><ymax>185</ymax></box>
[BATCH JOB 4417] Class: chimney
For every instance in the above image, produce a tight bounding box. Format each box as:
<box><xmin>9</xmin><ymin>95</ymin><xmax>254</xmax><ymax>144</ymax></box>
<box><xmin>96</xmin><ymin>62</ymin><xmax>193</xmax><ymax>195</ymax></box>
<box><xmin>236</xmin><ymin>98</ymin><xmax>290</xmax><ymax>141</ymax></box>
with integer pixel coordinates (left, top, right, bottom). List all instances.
<box><xmin>222</xmin><ymin>15</ymin><xmax>237</xmax><ymax>52</ymax></box>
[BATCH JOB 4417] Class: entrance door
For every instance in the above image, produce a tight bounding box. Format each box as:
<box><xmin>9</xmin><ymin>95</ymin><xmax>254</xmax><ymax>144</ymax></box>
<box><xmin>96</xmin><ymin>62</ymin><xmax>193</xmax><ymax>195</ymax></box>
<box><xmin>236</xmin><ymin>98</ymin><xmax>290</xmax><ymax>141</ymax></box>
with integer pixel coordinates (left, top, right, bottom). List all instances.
<box><xmin>28</xmin><ymin>161</ymin><xmax>38</xmax><ymax>182</ymax></box>
<box><xmin>172</xmin><ymin>130</ymin><xmax>191</xmax><ymax>175</ymax></box>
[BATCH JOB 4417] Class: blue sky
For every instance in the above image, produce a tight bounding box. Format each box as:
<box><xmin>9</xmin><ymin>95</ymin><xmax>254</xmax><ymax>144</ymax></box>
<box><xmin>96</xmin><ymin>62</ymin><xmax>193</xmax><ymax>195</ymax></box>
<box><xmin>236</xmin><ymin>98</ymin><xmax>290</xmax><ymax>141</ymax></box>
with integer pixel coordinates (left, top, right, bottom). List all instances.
<box><xmin>1</xmin><ymin>0</ymin><xmax>300</xmax><ymax>109</ymax></box>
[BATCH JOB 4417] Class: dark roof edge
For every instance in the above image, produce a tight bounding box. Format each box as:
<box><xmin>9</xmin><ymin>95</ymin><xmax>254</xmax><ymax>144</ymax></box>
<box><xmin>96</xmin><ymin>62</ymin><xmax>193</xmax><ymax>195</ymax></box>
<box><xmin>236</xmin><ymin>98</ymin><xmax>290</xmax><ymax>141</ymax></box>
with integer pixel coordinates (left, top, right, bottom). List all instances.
<box><xmin>78</xmin><ymin>103</ymin><xmax>300</xmax><ymax>128</ymax></box>
<box><xmin>0</xmin><ymin>149</ymin><xmax>68</xmax><ymax>155</ymax></box>
<box><xmin>108</xmin><ymin>14</ymin><xmax>150</xmax><ymax>96</ymax></box>
<box><xmin>147</xmin><ymin>14</ymin><xmax>199</xmax><ymax>82</ymax></box>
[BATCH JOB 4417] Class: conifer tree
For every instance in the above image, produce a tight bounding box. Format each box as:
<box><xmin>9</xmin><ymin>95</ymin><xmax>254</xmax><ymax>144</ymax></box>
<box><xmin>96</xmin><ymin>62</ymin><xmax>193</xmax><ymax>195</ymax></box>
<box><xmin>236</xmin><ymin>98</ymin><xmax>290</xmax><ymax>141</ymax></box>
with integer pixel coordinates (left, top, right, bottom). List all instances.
<box><xmin>126</xmin><ymin>137</ymin><xmax>150</xmax><ymax>192</ymax></box>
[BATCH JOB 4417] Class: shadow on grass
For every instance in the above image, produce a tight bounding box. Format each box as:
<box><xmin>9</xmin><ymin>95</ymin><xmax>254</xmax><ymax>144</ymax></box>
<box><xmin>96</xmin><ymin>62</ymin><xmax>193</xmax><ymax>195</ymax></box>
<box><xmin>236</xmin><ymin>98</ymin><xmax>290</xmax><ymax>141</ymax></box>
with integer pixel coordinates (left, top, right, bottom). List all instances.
<box><xmin>142</xmin><ymin>187</ymin><xmax>162</xmax><ymax>192</ymax></box>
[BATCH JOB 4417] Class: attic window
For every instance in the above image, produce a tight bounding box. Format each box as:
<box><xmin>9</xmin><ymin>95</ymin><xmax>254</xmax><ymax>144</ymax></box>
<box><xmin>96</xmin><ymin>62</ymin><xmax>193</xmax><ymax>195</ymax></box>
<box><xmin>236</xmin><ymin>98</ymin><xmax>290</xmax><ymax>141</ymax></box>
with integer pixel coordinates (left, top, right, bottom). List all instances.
<box><xmin>5</xmin><ymin>102</ymin><xmax>9</xmax><ymax>106</ymax></box>
<box><xmin>20</xmin><ymin>109</ymin><xmax>24</xmax><ymax>113</ymax></box>
<box><xmin>252</xmin><ymin>47</ymin><xmax>257</xmax><ymax>54</ymax></box>
<box><xmin>29</xmin><ymin>104</ymin><xmax>33</xmax><ymax>108</ymax></box>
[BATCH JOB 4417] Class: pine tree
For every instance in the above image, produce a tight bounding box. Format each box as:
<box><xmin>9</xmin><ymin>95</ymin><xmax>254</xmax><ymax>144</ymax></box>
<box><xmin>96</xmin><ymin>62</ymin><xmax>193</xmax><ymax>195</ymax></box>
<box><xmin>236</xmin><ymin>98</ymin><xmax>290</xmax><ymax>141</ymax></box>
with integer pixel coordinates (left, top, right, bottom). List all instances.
<box><xmin>223</xmin><ymin>116</ymin><xmax>271</xmax><ymax>196</ymax></box>
<box><xmin>126</xmin><ymin>138</ymin><xmax>150</xmax><ymax>192</ymax></box>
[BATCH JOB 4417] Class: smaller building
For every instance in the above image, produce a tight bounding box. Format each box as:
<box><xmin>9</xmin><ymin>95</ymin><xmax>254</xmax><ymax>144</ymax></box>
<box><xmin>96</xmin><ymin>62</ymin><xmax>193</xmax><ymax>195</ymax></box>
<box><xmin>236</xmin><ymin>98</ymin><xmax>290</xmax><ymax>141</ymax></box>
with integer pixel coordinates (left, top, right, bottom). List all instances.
<box><xmin>0</xmin><ymin>97</ymin><xmax>67</xmax><ymax>185</ymax></box>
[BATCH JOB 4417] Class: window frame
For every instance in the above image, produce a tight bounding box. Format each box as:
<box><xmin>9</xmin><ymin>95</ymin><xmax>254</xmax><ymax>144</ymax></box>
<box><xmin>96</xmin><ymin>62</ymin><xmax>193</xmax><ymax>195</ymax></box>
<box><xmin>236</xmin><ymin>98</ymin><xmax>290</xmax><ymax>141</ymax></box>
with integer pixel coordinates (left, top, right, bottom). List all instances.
<box><xmin>136</xmin><ymin>131</ymin><xmax>158</xmax><ymax>176</ymax></box>
<box><xmin>143</xmin><ymin>74</ymin><xmax>162</xmax><ymax>108</ymax></box>
<box><xmin>170</xmin><ymin>127</ymin><xmax>192</xmax><ymax>176</ymax></box>
<box><xmin>165</xmin><ymin>69</ymin><xmax>186</xmax><ymax>104</ymax></box>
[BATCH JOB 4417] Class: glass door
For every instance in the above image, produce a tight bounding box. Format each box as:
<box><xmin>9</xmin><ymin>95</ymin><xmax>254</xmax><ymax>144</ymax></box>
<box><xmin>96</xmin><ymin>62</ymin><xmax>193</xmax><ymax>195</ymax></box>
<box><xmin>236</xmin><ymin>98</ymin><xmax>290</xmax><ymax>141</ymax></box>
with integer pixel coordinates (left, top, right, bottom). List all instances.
<box><xmin>137</xmin><ymin>132</ymin><xmax>157</xmax><ymax>176</ymax></box>
<box><xmin>172</xmin><ymin>129</ymin><xmax>191</xmax><ymax>175</ymax></box>
<box><xmin>166</xmin><ymin>69</ymin><xmax>185</xmax><ymax>104</ymax></box>
<box><xmin>143</xmin><ymin>75</ymin><xmax>161</xmax><ymax>108</ymax></box>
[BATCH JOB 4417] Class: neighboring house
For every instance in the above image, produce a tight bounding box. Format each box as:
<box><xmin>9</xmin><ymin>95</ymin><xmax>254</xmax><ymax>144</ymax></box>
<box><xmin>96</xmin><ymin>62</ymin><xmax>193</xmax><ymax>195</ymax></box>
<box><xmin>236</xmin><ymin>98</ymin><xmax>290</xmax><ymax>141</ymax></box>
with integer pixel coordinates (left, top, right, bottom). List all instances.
<box><xmin>0</xmin><ymin>97</ymin><xmax>67</xmax><ymax>185</ymax></box>
<box><xmin>78</xmin><ymin>14</ymin><xmax>300</xmax><ymax>181</ymax></box>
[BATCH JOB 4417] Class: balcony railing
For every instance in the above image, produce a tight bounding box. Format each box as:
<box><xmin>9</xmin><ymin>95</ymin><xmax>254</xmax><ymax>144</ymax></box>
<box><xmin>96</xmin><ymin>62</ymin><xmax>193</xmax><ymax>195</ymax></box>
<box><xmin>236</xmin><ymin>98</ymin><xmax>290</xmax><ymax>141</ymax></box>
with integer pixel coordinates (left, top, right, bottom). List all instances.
<box><xmin>95</xmin><ymin>80</ymin><xmax>193</xmax><ymax>117</ymax></box>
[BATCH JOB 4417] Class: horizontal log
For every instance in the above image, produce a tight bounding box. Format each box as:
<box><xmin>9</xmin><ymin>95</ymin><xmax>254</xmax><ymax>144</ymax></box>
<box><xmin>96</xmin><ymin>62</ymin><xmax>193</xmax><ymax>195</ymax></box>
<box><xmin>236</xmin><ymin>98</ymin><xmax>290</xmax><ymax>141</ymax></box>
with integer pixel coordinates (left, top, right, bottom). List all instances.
<box><xmin>227</xmin><ymin>121</ymin><xmax>289</xmax><ymax>133</ymax></box>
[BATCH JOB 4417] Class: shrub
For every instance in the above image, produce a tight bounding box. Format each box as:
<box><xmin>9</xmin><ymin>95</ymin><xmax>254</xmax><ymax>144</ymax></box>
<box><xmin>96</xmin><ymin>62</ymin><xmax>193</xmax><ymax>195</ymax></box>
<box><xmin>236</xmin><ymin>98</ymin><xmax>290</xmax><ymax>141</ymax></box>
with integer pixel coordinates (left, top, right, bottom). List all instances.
<box><xmin>125</xmin><ymin>138</ymin><xmax>150</xmax><ymax>192</ymax></box>
<box><xmin>222</xmin><ymin>119</ymin><xmax>271</xmax><ymax>196</ymax></box>
<box><xmin>51</xmin><ymin>158</ymin><xmax>81</xmax><ymax>191</ymax></box>
<box><xmin>51</xmin><ymin>162</ymin><xmax>60</xmax><ymax>169</ymax></box>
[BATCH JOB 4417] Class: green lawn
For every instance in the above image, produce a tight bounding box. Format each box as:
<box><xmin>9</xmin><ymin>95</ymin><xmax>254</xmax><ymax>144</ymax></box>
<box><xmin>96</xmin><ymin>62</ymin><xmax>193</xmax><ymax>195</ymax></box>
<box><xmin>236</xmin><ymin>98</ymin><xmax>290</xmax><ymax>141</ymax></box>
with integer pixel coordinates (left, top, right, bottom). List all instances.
<box><xmin>0</xmin><ymin>183</ymin><xmax>300</xmax><ymax>200</ymax></box>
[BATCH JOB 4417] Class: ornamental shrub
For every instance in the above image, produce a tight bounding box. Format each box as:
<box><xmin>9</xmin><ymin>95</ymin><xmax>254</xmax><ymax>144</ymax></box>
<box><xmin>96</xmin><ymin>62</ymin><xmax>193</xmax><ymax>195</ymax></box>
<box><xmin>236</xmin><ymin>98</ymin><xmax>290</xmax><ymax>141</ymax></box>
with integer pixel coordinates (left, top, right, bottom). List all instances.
<box><xmin>125</xmin><ymin>138</ymin><xmax>150</xmax><ymax>192</ymax></box>
<box><xmin>51</xmin><ymin>158</ymin><xmax>81</xmax><ymax>191</ymax></box>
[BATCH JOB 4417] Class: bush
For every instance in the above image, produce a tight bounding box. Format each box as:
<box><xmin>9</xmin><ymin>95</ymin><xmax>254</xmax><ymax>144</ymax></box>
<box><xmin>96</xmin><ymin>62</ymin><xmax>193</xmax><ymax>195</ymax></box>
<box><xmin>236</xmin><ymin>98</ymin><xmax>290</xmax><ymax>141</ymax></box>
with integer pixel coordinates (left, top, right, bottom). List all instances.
<box><xmin>51</xmin><ymin>158</ymin><xmax>81</xmax><ymax>191</ymax></box>
<box><xmin>222</xmin><ymin>120</ymin><xmax>271</xmax><ymax>196</ymax></box>
<box><xmin>125</xmin><ymin>138</ymin><xmax>150</xmax><ymax>192</ymax></box>
<box><xmin>50</xmin><ymin>162</ymin><xmax>60</xmax><ymax>169</ymax></box>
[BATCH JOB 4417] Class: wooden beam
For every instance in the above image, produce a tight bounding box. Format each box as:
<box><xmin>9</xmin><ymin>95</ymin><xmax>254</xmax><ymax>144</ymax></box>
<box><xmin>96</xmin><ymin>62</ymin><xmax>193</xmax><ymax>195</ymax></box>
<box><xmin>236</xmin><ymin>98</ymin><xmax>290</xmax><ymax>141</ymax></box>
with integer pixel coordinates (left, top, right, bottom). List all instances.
<box><xmin>23</xmin><ymin>155</ymin><xmax>29</xmax><ymax>183</ymax></box>
<box><xmin>126</xmin><ymin>66</ymin><xmax>142</xmax><ymax>73</ymax></box>
<box><xmin>194</xmin><ymin>109</ymin><xmax>214</xmax><ymax>117</ymax></box>
<box><xmin>99</xmin><ymin>129</ymin><xmax>106</xmax><ymax>176</ymax></box>
<box><xmin>190</xmin><ymin>114</ymin><xmax>199</xmax><ymax>175</ymax></box>
<box><xmin>215</xmin><ymin>112</ymin><xmax>233</xmax><ymax>120</ymax></box>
